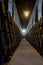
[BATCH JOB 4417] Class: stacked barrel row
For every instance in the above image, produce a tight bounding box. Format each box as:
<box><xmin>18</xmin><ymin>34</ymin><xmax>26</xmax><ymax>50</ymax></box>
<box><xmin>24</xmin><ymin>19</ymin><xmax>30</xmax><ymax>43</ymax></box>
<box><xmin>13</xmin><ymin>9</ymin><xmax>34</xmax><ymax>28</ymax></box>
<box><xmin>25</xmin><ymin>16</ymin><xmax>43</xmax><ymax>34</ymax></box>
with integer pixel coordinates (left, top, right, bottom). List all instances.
<box><xmin>26</xmin><ymin>17</ymin><xmax>43</xmax><ymax>56</ymax></box>
<box><xmin>0</xmin><ymin>1</ymin><xmax>21</xmax><ymax>65</ymax></box>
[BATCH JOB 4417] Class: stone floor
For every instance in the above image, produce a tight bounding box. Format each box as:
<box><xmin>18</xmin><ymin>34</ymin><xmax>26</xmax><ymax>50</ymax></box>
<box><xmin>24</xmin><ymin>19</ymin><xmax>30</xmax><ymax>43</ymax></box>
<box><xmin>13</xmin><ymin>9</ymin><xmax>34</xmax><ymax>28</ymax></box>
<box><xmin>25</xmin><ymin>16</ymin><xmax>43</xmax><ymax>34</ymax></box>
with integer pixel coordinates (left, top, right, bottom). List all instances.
<box><xmin>8</xmin><ymin>39</ymin><xmax>43</xmax><ymax>65</ymax></box>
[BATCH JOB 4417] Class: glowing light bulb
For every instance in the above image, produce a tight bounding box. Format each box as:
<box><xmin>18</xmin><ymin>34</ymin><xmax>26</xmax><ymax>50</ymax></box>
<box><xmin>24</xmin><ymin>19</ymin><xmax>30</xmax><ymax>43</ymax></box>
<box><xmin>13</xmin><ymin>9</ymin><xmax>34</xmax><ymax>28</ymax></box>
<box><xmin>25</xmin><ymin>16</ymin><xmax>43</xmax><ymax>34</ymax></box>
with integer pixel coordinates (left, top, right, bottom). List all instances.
<box><xmin>24</xmin><ymin>11</ymin><xmax>30</xmax><ymax>17</ymax></box>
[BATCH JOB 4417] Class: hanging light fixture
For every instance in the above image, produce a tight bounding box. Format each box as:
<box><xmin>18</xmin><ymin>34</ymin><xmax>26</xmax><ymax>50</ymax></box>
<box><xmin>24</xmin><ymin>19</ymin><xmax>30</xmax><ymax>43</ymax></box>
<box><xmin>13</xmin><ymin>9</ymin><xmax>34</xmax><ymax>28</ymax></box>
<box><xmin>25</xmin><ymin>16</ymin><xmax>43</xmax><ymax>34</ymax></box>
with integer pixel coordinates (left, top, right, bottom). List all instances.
<box><xmin>24</xmin><ymin>10</ymin><xmax>30</xmax><ymax>17</ymax></box>
<box><xmin>24</xmin><ymin>0</ymin><xmax>30</xmax><ymax>17</ymax></box>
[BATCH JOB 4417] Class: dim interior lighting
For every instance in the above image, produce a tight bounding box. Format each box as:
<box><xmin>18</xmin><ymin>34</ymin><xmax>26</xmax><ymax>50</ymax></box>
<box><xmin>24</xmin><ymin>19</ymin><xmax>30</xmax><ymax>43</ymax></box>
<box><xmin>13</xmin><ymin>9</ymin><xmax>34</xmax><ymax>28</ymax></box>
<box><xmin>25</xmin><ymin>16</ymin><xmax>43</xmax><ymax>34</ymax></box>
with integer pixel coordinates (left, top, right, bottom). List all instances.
<box><xmin>24</xmin><ymin>11</ymin><xmax>30</xmax><ymax>17</ymax></box>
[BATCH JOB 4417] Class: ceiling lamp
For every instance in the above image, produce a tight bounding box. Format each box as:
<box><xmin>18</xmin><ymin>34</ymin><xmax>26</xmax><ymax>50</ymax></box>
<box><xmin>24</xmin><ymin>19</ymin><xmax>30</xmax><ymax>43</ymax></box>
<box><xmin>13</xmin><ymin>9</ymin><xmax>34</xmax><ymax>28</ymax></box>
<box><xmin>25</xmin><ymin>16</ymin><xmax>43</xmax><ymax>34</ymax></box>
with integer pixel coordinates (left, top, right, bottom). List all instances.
<box><xmin>23</xmin><ymin>0</ymin><xmax>30</xmax><ymax>18</ymax></box>
<box><xmin>24</xmin><ymin>11</ymin><xmax>30</xmax><ymax>17</ymax></box>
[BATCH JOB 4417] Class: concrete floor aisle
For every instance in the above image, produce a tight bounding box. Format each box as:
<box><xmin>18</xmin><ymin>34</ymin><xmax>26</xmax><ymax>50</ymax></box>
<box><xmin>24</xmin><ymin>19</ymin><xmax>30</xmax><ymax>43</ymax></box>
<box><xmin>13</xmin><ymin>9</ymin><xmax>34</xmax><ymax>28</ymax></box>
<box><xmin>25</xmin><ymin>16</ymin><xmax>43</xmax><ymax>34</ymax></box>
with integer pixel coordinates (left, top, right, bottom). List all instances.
<box><xmin>8</xmin><ymin>39</ymin><xmax>43</xmax><ymax>65</ymax></box>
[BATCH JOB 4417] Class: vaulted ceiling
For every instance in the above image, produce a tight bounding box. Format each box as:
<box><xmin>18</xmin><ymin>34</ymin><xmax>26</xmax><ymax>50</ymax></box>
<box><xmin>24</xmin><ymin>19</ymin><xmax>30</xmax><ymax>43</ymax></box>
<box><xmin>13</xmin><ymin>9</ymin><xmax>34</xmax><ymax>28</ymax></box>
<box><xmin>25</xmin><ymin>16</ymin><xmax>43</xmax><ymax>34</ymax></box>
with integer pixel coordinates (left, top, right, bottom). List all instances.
<box><xmin>15</xmin><ymin>0</ymin><xmax>36</xmax><ymax>28</ymax></box>
<box><xmin>1</xmin><ymin>0</ymin><xmax>36</xmax><ymax>28</ymax></box>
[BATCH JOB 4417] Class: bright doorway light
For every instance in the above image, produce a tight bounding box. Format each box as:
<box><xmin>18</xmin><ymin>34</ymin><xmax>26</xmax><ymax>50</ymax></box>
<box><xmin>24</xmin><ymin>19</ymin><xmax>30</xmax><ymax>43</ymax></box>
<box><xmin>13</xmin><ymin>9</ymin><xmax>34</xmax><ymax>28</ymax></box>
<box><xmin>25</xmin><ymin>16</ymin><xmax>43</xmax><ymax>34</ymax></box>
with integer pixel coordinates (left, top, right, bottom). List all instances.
<box><xmin>24</xmin><ymin>11</ymin><xmax>30</xmax><ymax>17</ymax></box>
<box><xmin>20</xmin><ymin>28</ymin><xmax>27</xmax><ymax>36</ymax></box>
<box><xmin>22</xmin><ymin>29</ymin><xmax>26</xmax><ymax>33</ymax></box>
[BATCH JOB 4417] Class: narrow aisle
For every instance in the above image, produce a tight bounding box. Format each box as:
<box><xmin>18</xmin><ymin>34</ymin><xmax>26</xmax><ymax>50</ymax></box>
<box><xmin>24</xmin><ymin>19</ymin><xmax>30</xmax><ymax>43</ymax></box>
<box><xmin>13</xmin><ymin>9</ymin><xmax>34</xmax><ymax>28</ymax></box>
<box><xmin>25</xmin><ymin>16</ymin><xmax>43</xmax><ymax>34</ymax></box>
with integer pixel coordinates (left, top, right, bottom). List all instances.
<box><xmin>8</xmin><ymin>39</ymin><xmax>43</xmax><ymax>65</ymax></box>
